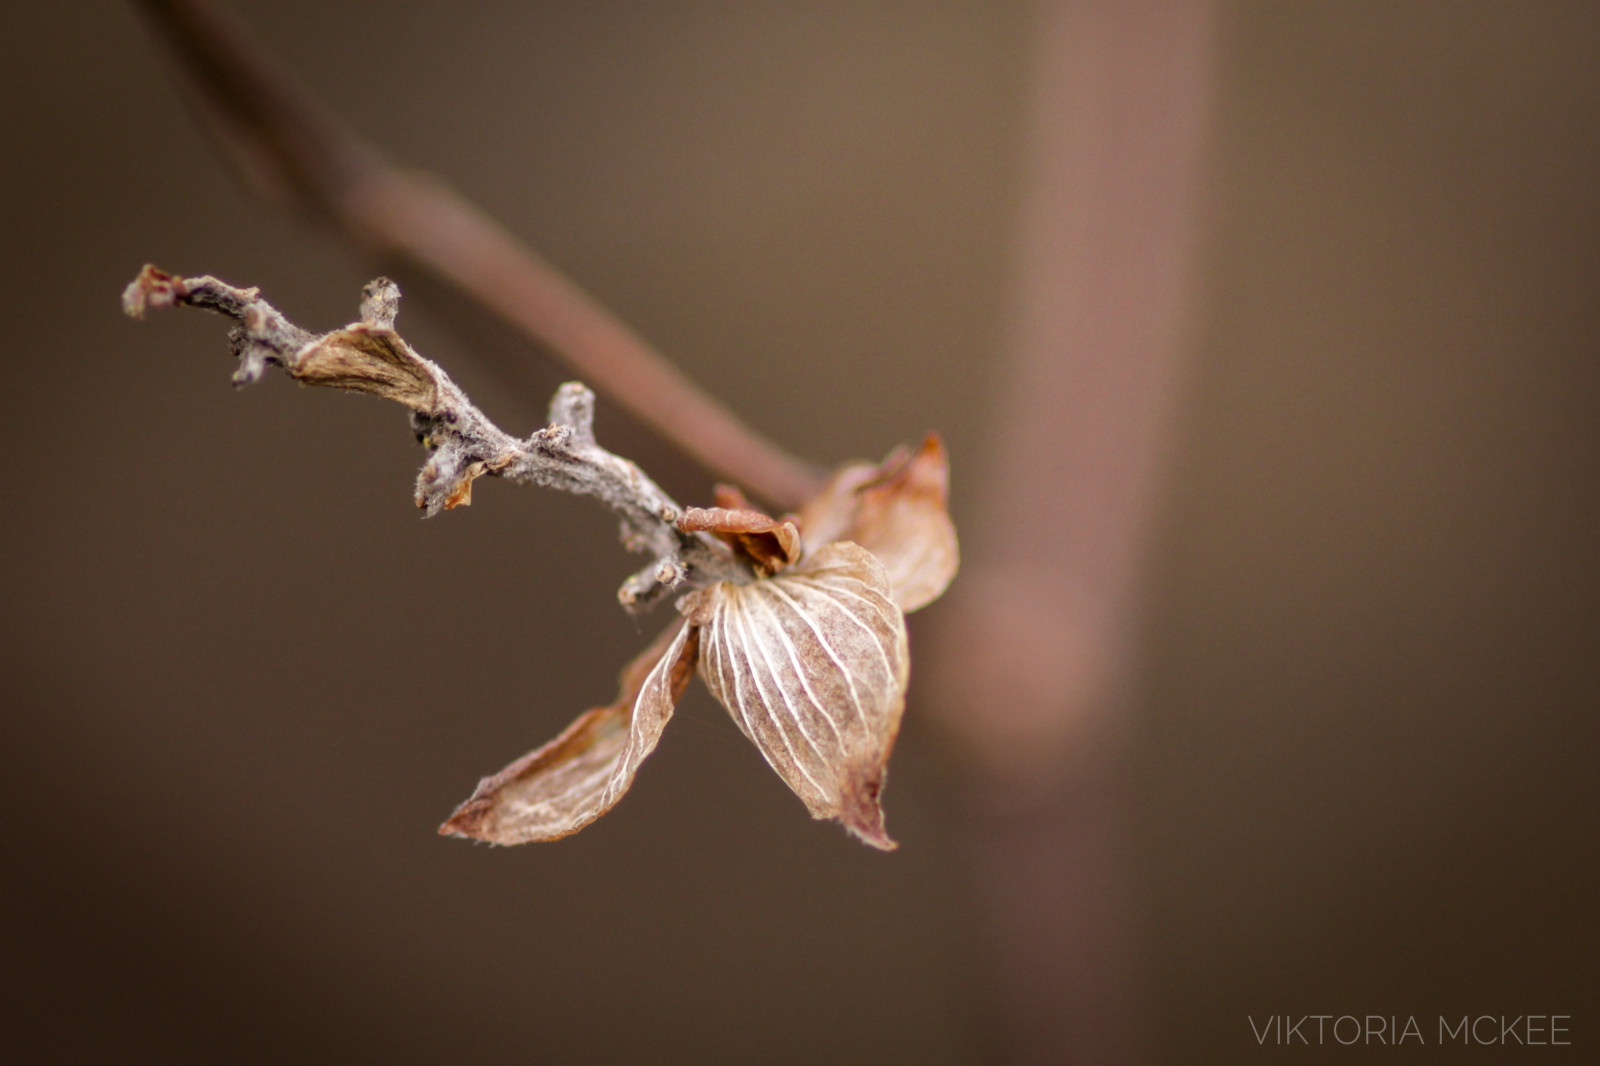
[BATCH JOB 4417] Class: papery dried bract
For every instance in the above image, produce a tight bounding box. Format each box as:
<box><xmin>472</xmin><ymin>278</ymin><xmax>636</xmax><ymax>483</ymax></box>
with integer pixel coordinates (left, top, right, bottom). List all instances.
<box><xmin>799</xmin><ymin>435</ymin><xmax>958</xmax><ymax>613</ymax></box>
<box><xmin>678</xmin><ymin>505</ymin><xmax>801</xmax><ymax>575</ymax></box>
<box><xmin>689</xmin><ymin>542</ymin><xmax>910</xmax><ymax>849</ymax></box>
<box><xmin>293</xmin><ymin>325</ymin><xmax>440</xmax><ymax>410</ymax></box>
<box><xmin>439</xmin><ymin>620</ymin><xmax>699</xmax><ymax>844</ymax></box>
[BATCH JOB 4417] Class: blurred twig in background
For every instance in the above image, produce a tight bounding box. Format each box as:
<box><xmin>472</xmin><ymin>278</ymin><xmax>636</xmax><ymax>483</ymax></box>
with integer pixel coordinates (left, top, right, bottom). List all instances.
<box><xmin>928</xmin><ymin>1</ymin><xmax>1217</xmax><ymax>1060</ymax></box>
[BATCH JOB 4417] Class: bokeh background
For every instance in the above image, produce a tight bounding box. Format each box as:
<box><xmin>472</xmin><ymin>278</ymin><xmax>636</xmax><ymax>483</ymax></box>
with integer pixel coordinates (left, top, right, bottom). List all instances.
<box><xmin>2</xmin><ymin>2</ymin><xmax>1595</xmax><ymax>1063</ymax></box>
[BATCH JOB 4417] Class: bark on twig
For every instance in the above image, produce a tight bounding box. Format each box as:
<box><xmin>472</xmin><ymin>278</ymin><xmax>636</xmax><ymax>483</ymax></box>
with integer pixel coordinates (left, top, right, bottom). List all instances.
<box><xmin>123</xmin><ymin>265</ymin><xmax>746</xmax><ymax>609</ymax></box>
<box><xmin>131</xmin><ymin>0</ymin><xmax>825</xmax><ymax>509</ymax></box>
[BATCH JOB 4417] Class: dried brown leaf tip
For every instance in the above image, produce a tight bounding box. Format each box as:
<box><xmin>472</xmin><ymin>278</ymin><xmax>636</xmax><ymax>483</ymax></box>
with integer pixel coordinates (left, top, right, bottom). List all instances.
<box><xmin>444</xmin><ymin>441</ymin><xmax>958</xmax><ymax>851</ymax></box>
<box><xmin>799</xmin><ymin>435</ymin><xmax>959</xmax><ymax>611</ymax></box>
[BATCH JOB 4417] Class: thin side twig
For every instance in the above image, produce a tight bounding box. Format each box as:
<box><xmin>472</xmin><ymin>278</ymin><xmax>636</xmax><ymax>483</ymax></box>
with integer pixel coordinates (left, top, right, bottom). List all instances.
<box><xmin>123</xmin><ymin>265</ymin><xmax>747</xmax><ymax>609</ymax></box>
<box><xmin>131</xmin><ymin>0</ymin><xmax>825</xmax><ymax>509</ymax></box>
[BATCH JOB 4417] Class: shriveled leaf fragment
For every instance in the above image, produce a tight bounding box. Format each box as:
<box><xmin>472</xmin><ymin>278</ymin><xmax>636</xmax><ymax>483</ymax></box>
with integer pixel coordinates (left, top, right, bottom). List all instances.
<box><xmin>416</xmin><ymin>451</ymin><xmax>514</xmax><ymax>512</ymax></box>
<box><xmin>689</xmin><ymin>542</ymin><xmax>910</xmax><ymax>849</ymax></box>
<box><xmin>678</xmin><ymin>504</ymin><xmax>800</xmax><ymax>575</ymax></box>
<box><xmin>799</xmin><ymin>435</ymin><xmax>958</xmax><ymax>612</ymax></box>
<box><xmin>292</xmin><ymin>325</ymin><xmax>440</xmax><ymax>410</ymax></box>
<box><xmin>440</xmin><ymin>460</ymin><xmax>488</xmax><ymax>509</ymax></box>
<box><xmin>440</xmin><ymin>620</ymin><xmax>699</xmax><ymax>844</ymax></box>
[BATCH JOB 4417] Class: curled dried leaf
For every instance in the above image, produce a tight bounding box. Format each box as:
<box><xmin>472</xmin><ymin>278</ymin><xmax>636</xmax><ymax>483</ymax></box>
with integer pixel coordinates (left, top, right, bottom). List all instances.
<box><xmin>121</xmin><ymin>264</ymin><xmax>181</xmax><ymax>319</ymax></box>
<box><xmin>416</xmin><ymin>451</ymin><xmax>514</xmax><ymax>512</ymax></box>
<box><xmin>799</xmin><ymin>435</ymin><xmax>958</xmax><ymax>612</ymax></box>
<box><xmin>440</xmin><ymin>620</ymin><xmax>699</xmax><ymax>844</ymax></box>
<box><xmin>688</xmin><ymin>542</ymin><xmax>909</xmax><ymax>849</ymax></box>
<box><xmin>291</xmin><ymin>325</ymin><xmax>440</xmax><ymax>410</ymax></box>
<box><xmin>679</xmin><ymin>505</ymin><xmax>800</xmax><ymax>575</ymax></box>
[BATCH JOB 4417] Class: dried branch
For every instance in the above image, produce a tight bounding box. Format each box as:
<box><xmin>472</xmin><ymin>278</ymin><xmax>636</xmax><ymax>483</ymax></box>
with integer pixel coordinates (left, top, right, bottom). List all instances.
<box><xmin>122</xmin><ymin>265</ymin><xmax>747</xmax><ymax>608</ymax></box>
<box><xmin>121</xmin><ymin>267</ymin><xmax>957</xmax><ymax>851</ymax></box>
<box><xmin>131</xmin><ymin>0</ymin><xmax>825</xmax><ymax>509</ymax></box>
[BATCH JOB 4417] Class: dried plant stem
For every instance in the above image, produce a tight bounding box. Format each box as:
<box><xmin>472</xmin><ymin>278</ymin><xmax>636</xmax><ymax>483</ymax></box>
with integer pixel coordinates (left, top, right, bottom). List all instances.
<box><xmin>131</xmin><ymin>0</ymin><xmax>825</xmax><ymax>510</ymax></box>
<box><xmin>122</xmin><ymin>265</ymin><xmax>745</xmax><ymax>608</ymax></box>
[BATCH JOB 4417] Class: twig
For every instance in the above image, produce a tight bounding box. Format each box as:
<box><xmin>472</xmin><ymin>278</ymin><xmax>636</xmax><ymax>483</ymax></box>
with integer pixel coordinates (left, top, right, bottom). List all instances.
<box><xmin>131</xmin><ymin>0</ymin><xmax>825</xmax><ymax>509</ymax></box>
<box><xmin>122</xmin><ymin>265</ymin><xmax>746</xmax><ymax>609</ymax></box>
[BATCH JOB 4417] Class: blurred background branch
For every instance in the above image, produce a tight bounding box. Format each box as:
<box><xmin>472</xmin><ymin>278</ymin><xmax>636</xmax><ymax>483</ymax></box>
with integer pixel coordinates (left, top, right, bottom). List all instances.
<box><xmin>928</xmin><ymin>2</ymin><xmax>1216</xmax><ymax>1060</ymax></box>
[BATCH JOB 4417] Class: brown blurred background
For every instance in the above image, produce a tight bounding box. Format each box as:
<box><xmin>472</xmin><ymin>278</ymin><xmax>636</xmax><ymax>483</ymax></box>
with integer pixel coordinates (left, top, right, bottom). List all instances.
<box><xmin>2</xmin><ymin>2</ymin><xmax>1596</xmax><ymax>1063</ymax></box>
